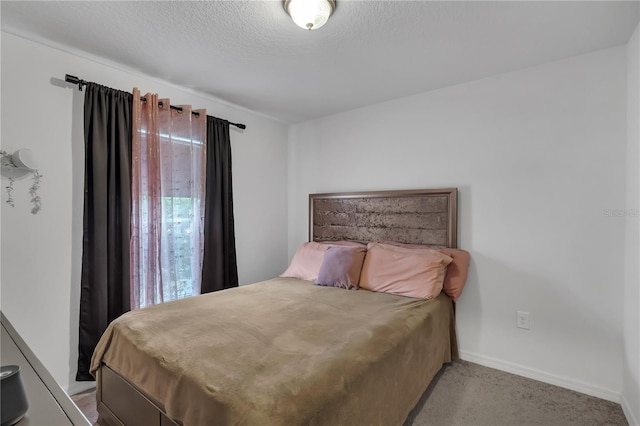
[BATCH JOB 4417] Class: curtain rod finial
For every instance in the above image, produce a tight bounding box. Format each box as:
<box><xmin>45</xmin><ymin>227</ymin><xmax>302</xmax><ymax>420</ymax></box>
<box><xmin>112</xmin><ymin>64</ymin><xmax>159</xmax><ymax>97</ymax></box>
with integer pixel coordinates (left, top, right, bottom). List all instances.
<box><xmin>65</xmin><ymin>74</ymin><xmax>86</xmax><ymax>91</ymax></box>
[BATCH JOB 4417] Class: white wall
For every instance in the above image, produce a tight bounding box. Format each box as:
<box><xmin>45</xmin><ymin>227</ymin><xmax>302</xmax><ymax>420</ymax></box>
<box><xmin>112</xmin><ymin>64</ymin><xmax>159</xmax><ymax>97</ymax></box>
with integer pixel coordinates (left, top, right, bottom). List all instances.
<box><xmin>288</xmin><ymin>47</ymin><xmax>627</xmax><ymax>401</ymax></box>
<box><xmin>623</xmin><ymin>22</ymin><xmax>640</xmax><ymax>426</ymax></box>
<box><xmin>0</xmin><ymin>33</ymin><xmax>289</xmax><ymax>394</ymax></box>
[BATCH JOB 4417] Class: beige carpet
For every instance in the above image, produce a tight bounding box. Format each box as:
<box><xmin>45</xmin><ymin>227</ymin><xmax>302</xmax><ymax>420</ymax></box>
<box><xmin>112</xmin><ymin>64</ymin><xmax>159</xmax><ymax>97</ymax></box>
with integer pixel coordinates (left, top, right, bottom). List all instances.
<box><xmin>405</xmin><ymin>361</ymin><xmax>627</xmax><ymax>426</ymax></box>
<box><xmin>71</xmin><ymin>360</ymin><xmax>628</xmax><ymax>426</ymax></box>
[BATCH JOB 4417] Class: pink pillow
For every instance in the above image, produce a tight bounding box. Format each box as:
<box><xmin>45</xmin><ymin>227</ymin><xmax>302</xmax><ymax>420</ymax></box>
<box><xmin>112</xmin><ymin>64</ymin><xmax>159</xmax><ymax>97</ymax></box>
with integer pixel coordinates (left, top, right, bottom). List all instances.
<box><xmin>280</xmin><ymin>242</ymin><xmax>330</xmax><ymax>281</ymax></box>
<box><xmin>359</xmin><ymin>243</ymin><xmax>452</xmax><ymax>299</ymax></box>
<box><xmin>379</xmin><ymin>241</ymin><xmax>470</xmax><ymax>302</ymax></box>
<box><xmin>315</xmin><ymin>246</ymin><xmax>367</xmax><ymax>289</ymax></box>
<box><xmin>281</xmin><ymin>241</ymin><xmax>367</xmax><ymax>282</ymax></box>
<box><xmin>435</xmin><ymin>248</ymin><xmax>470</xmax><ymax>302</ymax></box>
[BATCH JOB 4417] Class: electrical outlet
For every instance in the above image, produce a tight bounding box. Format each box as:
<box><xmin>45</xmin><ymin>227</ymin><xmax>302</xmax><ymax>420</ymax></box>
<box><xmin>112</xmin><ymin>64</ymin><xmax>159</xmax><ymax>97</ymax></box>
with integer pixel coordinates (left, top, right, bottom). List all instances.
<box><xmin>516</xmin><ymin>311</ymin><xmax>530</xmax><ymax>330</ymax></box>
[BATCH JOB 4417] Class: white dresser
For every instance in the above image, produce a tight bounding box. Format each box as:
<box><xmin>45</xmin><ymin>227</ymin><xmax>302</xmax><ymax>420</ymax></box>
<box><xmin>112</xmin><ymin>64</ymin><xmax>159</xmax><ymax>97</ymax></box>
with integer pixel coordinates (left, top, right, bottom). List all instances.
<box><xmin>1</xmin><ymin>313</ymin><xmax>90</xmax><ymax>426</ymax></box>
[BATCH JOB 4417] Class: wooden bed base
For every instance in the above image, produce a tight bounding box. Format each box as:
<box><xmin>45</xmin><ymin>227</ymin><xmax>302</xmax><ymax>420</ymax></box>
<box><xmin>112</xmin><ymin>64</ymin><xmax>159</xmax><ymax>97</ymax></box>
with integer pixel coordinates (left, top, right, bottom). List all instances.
<box><xmin>96</xmin><ymin>187</ymin><xmax>459</xmax><ymax>426</ymax></box>
<box><xmin>97</xmin><ymin>365</ymin><xmax>179</xmax><ymax>426</ymax></box>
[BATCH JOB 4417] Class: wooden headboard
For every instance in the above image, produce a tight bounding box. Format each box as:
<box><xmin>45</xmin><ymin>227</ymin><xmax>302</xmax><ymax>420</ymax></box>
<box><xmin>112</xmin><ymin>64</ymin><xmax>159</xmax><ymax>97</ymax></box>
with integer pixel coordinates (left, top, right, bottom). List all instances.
<box><xmin>309</xmin><ymin>188</ymin><xmax>458</xmax><ymax>248</ymax></box>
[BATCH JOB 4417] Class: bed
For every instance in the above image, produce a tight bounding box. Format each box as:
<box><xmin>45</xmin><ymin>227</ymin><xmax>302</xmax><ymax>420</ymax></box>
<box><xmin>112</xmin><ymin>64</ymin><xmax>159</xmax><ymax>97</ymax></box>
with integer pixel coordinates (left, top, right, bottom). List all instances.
<box><xmin>91</xmin><ymin>188</ymin><xmax>464</xmax><ymax>426</ymax></box>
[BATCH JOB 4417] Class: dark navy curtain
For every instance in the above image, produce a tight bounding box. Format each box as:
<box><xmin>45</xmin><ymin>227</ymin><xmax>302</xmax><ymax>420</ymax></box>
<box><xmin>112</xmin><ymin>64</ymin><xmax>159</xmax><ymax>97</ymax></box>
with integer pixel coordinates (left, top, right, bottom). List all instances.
<box><xmin>76</xmin><ymin>83</ymin><xmax>132</xmax><ymax>381</ymax></box>
<box><xmin>200</xmin><ymin>116</ymin><xmax>239</xmax><ymax>293</ymax></box>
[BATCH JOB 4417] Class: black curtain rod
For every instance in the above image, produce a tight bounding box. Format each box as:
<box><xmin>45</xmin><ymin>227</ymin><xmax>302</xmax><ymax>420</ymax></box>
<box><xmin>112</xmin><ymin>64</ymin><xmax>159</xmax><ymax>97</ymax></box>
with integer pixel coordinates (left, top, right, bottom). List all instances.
<box><xmin>64</xmin><ymin>74</ymin><xmax>246</xmax><ymax>130</ymax></box>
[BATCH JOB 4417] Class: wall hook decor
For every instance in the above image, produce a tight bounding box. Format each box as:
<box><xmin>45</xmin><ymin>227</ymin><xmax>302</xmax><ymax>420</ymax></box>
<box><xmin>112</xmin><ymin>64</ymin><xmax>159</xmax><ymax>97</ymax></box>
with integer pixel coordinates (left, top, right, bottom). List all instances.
<box><xmin>1</xmin><ymin>149</ymin><xmax>42</xmax><ymax>214</ymax></box>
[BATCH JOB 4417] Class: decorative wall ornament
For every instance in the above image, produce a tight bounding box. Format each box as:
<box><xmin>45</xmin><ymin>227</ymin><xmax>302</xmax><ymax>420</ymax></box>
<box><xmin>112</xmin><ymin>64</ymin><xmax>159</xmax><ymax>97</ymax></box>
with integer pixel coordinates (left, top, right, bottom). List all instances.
<box><xmin>0</xmin><ymin>149</ymin><xmax>42</xmax><ymax>214</ymax></box>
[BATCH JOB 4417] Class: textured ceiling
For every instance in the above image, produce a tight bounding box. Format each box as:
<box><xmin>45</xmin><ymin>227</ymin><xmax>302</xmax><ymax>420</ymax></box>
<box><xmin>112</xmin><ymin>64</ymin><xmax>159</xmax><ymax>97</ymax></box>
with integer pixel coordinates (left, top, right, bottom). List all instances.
<box><xmin>1</xmin><ymin>1</ymin><xmax>639</xmax><ymax>123</ymax></box>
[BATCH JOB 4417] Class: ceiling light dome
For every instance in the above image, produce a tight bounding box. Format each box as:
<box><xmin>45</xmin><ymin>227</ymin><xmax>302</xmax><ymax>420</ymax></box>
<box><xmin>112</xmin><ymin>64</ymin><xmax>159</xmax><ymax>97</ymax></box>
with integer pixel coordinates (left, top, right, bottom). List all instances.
<box><xmin>284</xmin><ymin>0</ymin><xmax>336</xmax><ymax>31</ymax></box>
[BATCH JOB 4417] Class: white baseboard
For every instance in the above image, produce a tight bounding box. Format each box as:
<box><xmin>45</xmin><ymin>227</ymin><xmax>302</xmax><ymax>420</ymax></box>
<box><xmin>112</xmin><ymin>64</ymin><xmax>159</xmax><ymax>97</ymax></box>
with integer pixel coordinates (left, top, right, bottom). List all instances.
<box><xmin>66</xmin><ymin>381</ymin><xmax>96</xmax><ymax>396</ymax></box>
<box><xmin>621</xmin><ymin>393</ymin><xmax>640</xmax><ymax>426</ymax></box>
<box><xmin>459</xmin><ymin>350</ymin><xmax>620</xmax><ymax>403</ymax></box>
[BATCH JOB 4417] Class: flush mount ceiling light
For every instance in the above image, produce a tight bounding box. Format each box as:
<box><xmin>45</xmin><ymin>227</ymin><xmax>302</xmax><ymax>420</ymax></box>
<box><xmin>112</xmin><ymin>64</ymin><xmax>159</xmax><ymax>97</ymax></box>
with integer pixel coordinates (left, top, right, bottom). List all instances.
<box><xmin>284</xmin><ymin>0</ymin><xmax>336</xmax><ymax>30</ymax></box>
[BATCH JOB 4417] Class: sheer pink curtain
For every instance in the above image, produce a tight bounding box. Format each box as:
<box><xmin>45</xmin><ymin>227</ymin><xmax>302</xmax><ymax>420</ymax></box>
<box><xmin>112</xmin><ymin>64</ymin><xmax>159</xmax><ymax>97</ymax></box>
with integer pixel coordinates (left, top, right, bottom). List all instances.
<box><xmin>131</xmin><ymin>88</ymin><xmax>207</xmax><ymax>309</ymax></box>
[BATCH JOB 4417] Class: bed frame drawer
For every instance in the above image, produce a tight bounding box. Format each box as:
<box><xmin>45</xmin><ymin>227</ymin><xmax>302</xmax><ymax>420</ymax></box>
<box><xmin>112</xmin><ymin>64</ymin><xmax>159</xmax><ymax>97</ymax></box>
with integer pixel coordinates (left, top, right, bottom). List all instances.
<box><xmin>97</xmin><ymin>365</ymin><xmax>179</xmax><ymax>426</ymax></box>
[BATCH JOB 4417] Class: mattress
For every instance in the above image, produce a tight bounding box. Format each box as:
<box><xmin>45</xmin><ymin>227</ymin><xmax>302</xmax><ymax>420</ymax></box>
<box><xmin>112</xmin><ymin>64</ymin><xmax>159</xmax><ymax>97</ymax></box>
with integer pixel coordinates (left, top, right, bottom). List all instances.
<box><xmin>91</xmin><ymin>277</ymin><xmax>456</xmax><ymax>425</ymax></box>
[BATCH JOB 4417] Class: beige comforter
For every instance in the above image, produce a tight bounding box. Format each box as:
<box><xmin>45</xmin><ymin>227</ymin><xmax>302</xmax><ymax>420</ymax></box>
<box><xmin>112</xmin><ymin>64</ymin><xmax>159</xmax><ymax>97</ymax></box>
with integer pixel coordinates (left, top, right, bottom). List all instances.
<box><xmin>91</xmin><ymin>277</ymin><xmax>456</xmax><ymax>426</ymax></box>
